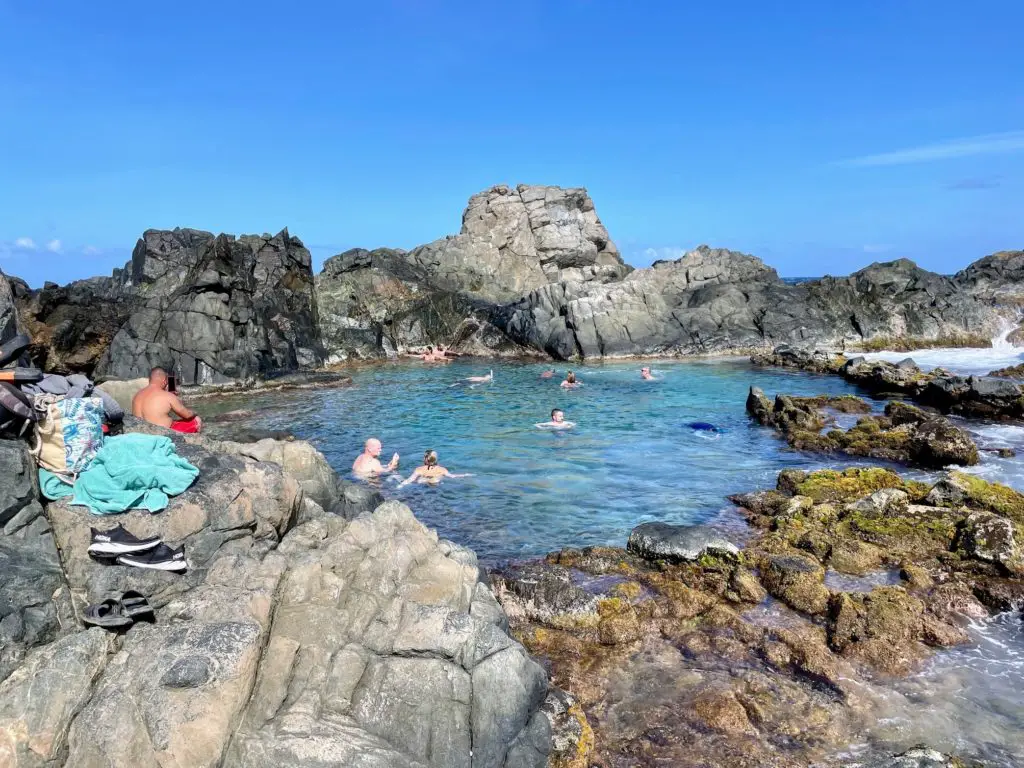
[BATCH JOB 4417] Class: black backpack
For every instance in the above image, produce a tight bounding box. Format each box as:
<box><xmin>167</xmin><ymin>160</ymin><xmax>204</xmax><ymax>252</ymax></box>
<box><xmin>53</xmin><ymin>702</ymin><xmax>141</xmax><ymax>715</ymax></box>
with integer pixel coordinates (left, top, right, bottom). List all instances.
<box><xmin>0</xmin><ymin>382</ymin><xmax>36</xmax><ymax>437</ymax></box>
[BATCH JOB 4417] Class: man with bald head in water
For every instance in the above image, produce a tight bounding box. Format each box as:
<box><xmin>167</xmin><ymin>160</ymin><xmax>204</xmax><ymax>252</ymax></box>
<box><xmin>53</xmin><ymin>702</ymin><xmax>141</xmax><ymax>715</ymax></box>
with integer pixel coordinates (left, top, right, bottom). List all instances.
<box><xmin>132</xmin><ymin>367</ymin><xmax>203</xmax><ymax>433</ymax></box>
<box><xmin>353</xmin><ymin>438</ymin><xmax>400</xmax><ymax>476</ymax></box>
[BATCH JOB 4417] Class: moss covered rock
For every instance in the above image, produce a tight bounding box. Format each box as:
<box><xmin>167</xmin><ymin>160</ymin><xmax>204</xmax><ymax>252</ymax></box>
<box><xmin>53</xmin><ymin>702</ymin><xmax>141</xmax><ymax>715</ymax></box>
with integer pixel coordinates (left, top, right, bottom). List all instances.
<box><xmin>760</xmin><ymin>554</ymin><xmax>830</xmax><ymax>615</ymax></box>
<box><xmin>792</xmin><ymin>468</ymin><xmax>910</xmax><ymax>504</ymax></box>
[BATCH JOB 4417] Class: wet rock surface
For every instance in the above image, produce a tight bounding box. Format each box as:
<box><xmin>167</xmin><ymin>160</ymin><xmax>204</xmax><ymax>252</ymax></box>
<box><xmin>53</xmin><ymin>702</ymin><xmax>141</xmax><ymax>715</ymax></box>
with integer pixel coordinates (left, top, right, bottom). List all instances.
<box><xmin>746</xmin><ymin>386</ymin><xmax>979</xmax><ymax>468</ymax></box>
<box><xmin>753</xmin><ymin>347</ymin><xmax>1024</xmax><ymax>420</ymax></box>
<box><xmin>491</xmin><ymin>466</ymin><xmax>1021</xmax><ymax>767</ymax></box>
<box><xmin>627</xmin><ymin>522</ymin><xmax>739</xmax><ymax>563</ymax></box>
<box><xmin>0</xmin><ymin>420</ymin><xmax>556</xmax><ymax>767</ymax></box>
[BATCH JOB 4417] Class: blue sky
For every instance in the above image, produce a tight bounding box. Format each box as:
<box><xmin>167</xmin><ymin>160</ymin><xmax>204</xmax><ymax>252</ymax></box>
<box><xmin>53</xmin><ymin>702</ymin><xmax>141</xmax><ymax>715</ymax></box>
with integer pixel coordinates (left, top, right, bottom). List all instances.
<box><xmin>1</xmin><ymin>0</ymin><xmax>1021</xmax><ymax>287</ymax></box>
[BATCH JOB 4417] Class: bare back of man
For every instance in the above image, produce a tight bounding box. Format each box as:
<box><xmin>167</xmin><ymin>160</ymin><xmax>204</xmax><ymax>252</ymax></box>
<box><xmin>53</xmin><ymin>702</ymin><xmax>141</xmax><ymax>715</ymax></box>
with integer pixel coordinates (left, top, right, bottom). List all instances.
<box><xmin>132</xmin><ymin>368</ymin><xmax>202</xmax><ymax>431</ymax></box>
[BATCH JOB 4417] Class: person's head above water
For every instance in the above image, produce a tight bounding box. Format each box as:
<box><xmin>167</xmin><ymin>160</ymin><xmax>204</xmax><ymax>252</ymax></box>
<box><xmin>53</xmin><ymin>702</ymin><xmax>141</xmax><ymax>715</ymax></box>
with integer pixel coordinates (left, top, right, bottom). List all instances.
<box><xmin>364</xmin><ymin>438</ymin><xmax>382</xmax><ymax>457</ymax></box>
<box><xmin>551</xmin><ymin>408</ymin><xmax>565</xmax><ymax>423</ymax></box>
<box><xmin>565</xmin><ymin>372</ymin><xmax>576</xmax><ymax>384</ymax></box>
<box><xmin>424</xmin><ymin>449</ymin><xmax>438</xmax><ymax>466</ymax></box>
<box><xmin>149</xmin><ymin>366</ymin><xmax>169</xmax><ymax>388</ymax></box>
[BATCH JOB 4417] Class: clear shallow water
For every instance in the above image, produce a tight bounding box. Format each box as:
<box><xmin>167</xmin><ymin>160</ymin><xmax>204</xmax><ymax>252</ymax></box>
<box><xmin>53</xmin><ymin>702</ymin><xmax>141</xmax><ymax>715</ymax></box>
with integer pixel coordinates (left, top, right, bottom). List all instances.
<box><xmin>206</xmin><ymin>359</ymin><xmax>888</xmax><ymax>562</ymax></box>
<box><xmin>202</xmin><ymin>354</ymin><xmax>1024</xmax><ymax>763</ymax></box>
<box><xmin>204</xmin><ymin>358</ymin><xmax>1024</xmax><ymax>563</ymax></box>
<box><xmin>861</xmin><ymin>612</ymin><xmax>1024</xmax><ymax>767</ymax></box>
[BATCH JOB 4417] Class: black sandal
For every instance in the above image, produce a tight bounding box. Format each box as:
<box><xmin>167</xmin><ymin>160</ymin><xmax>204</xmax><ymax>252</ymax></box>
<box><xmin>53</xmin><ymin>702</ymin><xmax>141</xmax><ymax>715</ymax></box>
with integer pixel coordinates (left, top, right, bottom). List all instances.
<box><xmin>82</xmin><ymin>598</ymin><xmax>133</xmax><ymax>629</ymax></box>
<box><xmin>120</xmin><ymin>590</ymin><xmax>155</xmax><ymax>621</ymax></box>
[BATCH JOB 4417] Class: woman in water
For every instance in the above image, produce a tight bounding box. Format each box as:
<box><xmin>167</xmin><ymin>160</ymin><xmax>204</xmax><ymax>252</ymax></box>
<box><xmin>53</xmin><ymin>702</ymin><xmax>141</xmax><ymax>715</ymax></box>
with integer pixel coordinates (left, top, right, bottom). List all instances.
<box><xmin>399</xmin><ymin>450</ymin><xmax>472</xmax><ymax>486</ymax></box>
<box><xmin>560</xmin><ymin>371</ymin><xmax>581</xmax><ymax>389</ymax></box>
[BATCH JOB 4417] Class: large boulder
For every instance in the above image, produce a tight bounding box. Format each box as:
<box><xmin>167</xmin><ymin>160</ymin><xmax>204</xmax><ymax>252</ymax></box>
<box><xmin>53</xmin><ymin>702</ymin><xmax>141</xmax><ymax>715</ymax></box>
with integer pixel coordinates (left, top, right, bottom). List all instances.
<box><xmin>16</xmin><ymin>228</ymin><xmax>324</xmax><ymax>383</ymax></box>
<box><xmin>954</xmin><ymin>249</ymin><xmax>1024</xmax><ymax>303</ymax></box>
<box><xmin>315</xmin><ymin>184</ymin><xmax>629</xmax><ymax>360</ymax></box>
<box><xmin>0</xmin><ymin>418</ymin><xmax>555</xmax><ymax>767</ymax></box>
<box><xmin>225</xmin><ymin>501</ymin><xmax>551</xmax><ymax>768</ymax></box>
<box><xmin>0</xmin><ymin>440</ymin><xmax>72</xmax><ymax>683</ymax></box>
<box><xmin>627</xmin><ymin>522</ymin><xmax>739</xmax><ymax>563</ymax></box>
<box><xmin>100</xmin><ymin>228</ymin><xmax>324</xmax><ymax>383</ymax></box>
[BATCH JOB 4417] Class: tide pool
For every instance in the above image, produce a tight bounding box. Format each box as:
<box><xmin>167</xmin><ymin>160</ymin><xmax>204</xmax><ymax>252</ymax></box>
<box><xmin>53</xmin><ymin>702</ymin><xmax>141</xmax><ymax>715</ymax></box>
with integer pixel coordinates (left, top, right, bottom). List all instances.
<box><xmin>207</xmin><ymin>358</ymin><xmax>910</xmax><ymax>562</ymax></box>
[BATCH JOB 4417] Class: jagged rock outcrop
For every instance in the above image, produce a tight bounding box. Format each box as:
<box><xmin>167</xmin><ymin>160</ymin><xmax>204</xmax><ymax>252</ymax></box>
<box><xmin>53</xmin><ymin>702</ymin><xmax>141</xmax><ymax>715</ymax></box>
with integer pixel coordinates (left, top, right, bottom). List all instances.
<box><xmin>315</xmin><ymin>184</ymin><xmax>628</xmax><ymax>361</ymax></box>
<box><xmin>0</xmin><ymin>270</ymin><xmax>22</xmax><ymax>344</ymax></box>
<box><xmin>14</xmin><ymin>228</ymin><xmax>324</xmax><ymax>383</ymax></box>
<box><xmin>746</xmin><ymin>387</ymin><xmax>980</xmax><ymax>469</ymax></box>
<box><xmin>0</xmin><ymin>422</ymin><xmax>556</xmax><ymax>767</ymax></box>
<box><xmin>953</xmin><ymin>249</ymin><xmax>1024</xmax><ymax>302</ymax></box>
<box><xmin>316</xmin><ymin>248</ymin><xmax>538</xmax><ymax>362</ymax></box>
<box><xmin>753</xmin><ymin>346</ymin><xmax>1024</xmax><ymax>420</ymax></box>
<box><xmin>9</xmin><ymin>186</ymin><xmax>1020</xmax><ymax>369</ymax></box>
<box><xmin>498</xmin><ymin>253</ymin><xmax>1001</xmax><ymax>359</ymax></box>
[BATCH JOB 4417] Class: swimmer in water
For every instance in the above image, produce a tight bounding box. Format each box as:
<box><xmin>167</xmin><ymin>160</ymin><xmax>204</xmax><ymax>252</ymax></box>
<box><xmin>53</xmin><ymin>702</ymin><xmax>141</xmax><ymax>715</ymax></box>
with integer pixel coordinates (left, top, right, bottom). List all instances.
<box><xmin>465</xmin><ymin>370</ymin><xmax>493</xmax><ymax>383</ymax></box>
<box><xmin>352</xmin><ymin>438</ymin><xmax>400</xmax><ymax>476</ymax></box>
<box><xmin>560</xmin><ymin>371</ymin><xmax>581</xmax><ymax>389</ymax></box>
<box><xmin>536</xmin><ymin>408</ymin><xmax>575</xmax><ymax>429</ymax></box>
<box><xmin>399</xmin><ymin>450</ymin><xmax>471</xmax><ymax>486</ymax></box>
<box><xmin>641</xmin><ymin>366</ymin><xmax>655</xmax><ymax>380</ymax></box>
<box><xmin>540</xmin><ymin>369</ymin><xmax>555</xmax><ymax>379</ymax></box>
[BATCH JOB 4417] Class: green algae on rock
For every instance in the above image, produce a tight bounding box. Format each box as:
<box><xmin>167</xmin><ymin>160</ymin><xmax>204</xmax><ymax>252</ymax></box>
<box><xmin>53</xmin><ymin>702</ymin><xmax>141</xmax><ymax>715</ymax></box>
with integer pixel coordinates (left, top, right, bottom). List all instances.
<box><xmin>747</xmin><ymin>387</ymin><xmax>979</xmax><ymax>468</ymax></box>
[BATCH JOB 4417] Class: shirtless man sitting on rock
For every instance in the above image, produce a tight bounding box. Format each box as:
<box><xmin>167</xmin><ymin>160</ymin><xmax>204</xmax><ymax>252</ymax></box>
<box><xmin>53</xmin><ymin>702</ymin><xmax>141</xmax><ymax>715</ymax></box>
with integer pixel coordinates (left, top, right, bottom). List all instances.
<box><xmin>131</xmin><ymin>367</ymin><xmax>203</xmax><ymax>433</ymax></box>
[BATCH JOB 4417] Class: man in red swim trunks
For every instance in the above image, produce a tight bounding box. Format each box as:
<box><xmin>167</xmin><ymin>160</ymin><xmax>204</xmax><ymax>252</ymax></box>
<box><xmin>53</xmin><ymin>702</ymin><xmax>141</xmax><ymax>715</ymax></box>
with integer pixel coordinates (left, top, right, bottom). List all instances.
<box><xmin>131</xmin><ymin>367</ymin><xmax>203</xmax><ymax>434</ymax></box>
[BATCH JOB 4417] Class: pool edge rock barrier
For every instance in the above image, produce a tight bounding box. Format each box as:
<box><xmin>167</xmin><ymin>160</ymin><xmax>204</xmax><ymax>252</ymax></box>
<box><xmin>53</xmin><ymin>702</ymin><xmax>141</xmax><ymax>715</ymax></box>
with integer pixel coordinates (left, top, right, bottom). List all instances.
<box><xmin>0</xmin><ymin>418</ymin><xmax>563</xmax><ymax>768</ymax></box>
<box><xmin>491</xmin><ymin>464</ymin><xmax>1019</xmax><ymax>766</ymax></box>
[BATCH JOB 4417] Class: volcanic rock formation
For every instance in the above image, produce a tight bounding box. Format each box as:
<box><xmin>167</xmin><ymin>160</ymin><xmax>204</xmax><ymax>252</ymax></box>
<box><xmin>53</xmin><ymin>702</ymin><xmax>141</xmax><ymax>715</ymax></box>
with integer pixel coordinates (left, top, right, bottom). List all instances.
<box><xmin>8</xmin><ymin>186</ymin><xmax>1022</xmax><ymax>376</ymax></box>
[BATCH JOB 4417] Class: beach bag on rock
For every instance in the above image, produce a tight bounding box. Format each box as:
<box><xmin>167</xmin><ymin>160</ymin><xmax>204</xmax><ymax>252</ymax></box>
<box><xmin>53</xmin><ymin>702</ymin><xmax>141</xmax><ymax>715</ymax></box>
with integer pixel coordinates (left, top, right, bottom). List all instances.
<box><xmin>0</xmin><ymin>382</ymin><xmax>36</xmax><ymax>437</ymax></box>
<box><xmin>30</xmin><ymin>395</ymin><xmax>105</xmax><ymax>476</ymax></box>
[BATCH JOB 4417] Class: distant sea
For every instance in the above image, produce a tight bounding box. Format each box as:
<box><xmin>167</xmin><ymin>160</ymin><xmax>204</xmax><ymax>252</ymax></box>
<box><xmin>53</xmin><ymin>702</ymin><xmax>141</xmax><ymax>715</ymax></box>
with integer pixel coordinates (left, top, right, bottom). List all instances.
<box><xmin>781</xmin><ymin>276</ymin><xmax>817</xmax><ymax>285</ymax></box>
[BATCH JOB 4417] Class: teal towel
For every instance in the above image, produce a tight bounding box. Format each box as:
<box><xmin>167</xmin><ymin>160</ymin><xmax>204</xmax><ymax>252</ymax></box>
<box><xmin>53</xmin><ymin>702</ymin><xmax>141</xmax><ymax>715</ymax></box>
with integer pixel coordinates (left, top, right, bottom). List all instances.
<box><xmin>39</xmin><ymin>433</ymin><xmax>199</xmax><ymax>515</ymax></box>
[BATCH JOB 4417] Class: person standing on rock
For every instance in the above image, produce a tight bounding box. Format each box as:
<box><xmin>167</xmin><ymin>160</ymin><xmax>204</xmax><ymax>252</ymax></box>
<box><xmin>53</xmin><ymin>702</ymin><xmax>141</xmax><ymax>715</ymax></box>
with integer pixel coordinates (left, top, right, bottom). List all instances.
<box><xmin>131</xmin><ymin>367</ymin><xmax>203</xmax><ymax>433</ymax></box>
<box><xmin>352</xmin><ymin>438</ymin><xmax>399</xmax><ymax>476</ymax></box>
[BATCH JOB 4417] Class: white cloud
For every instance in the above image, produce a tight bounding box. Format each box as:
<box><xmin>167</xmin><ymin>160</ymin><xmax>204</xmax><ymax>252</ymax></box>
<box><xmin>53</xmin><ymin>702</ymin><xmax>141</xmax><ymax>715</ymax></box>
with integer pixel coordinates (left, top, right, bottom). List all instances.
<box><xmin>83</xmin><ymin>245</ymin><xmax>101</xmax><ymax>255</ymax></box>
<box><xmin>14</xmin><ymin>237</ymin><xmax>36</xmax><ymax>250</ymax></box>
<box><xmin>838</xmin><ymin>130</ymin><xmax>1024</xmax><ymax>168</ymax></box>
<box><xmin>45</xmin><ymin>239</ymin><xmax>62</xmax><ymax>253</ymax></box>
<box><xmin>862</xmin><ymin>244</ymin><xmax>894</xmax><ymax>254</ymax></box>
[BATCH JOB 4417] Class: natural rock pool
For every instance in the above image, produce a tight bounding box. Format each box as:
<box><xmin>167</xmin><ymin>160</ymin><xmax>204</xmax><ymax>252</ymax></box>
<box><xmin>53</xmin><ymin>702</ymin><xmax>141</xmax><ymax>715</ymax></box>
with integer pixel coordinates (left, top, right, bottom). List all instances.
<box><xmin>202</xmin><ymin>354</ymin><xmax>1024</xmax><ymax>766</ymax></box>
<box><xmin>203</xmin><ymin>359</ymin><xmax>885</xmax><ymax>562</ymax></box>
<box><xmin>203</xmin><ymin>357</ymin><xmax>1023</xmax><ymax>563</ymax></box>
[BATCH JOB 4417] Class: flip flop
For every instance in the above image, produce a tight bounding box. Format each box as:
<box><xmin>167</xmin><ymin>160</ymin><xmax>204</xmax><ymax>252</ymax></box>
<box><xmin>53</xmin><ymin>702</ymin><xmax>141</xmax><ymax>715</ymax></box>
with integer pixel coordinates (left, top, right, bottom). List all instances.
<box><xmin>82</xmin><ymin>598</ymin><xmax>133</xmax><ymax>629</ymax></box>
<box><xmin>120</xmin><ymin>590</ymin><xmax>155</xmax><ymax>621</ymax></box>
<box><xmin>0</xmin><ymin>334</ymin><xmax>30</xmax><ymax>368</ymax></box>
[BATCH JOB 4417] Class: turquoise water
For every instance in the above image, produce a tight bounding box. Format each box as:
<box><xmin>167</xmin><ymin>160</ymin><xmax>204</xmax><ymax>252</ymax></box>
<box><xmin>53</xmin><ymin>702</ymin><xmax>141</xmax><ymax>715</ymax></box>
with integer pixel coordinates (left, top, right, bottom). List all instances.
<box><xmin>208</xmin><ymin>359</ymin><xmax>888</xmax><ymax>562</ymax></box>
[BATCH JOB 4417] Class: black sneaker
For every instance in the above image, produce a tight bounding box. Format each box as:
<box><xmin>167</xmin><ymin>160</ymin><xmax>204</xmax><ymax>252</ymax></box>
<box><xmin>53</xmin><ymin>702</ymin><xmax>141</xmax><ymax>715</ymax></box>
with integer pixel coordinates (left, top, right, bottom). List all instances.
<box><xmin>88</xmin><ymin>524</ymin><xmax>162</xmax><ymax>556</ymax></box>
<box><xmin>116</xmin><ymin>544</ymin><xmax>187</xmax><ymax>573</ymax></box>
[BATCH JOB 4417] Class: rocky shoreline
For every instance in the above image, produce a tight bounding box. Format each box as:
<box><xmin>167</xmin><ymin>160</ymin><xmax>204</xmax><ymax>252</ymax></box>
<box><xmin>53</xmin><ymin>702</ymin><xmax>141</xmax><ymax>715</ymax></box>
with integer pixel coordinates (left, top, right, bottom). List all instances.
<box><xmin>490</xmin><ymin>462</ymin><xmax>1021</xmax><ymax>767</ymax></box>
<box><xmin>5</xmin><ymin>184</ymin><xmax>1023</xmax><ymax>381</ymax></box>
<box><xmin>0</xmin><ymin>416</ymin><xmax>575</xmax><ymax>767</ymax></box>
<box><xmin>4</xmin><ymin>185</ymin><xmax>1024</xmax><ymax>766</ymax></box>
